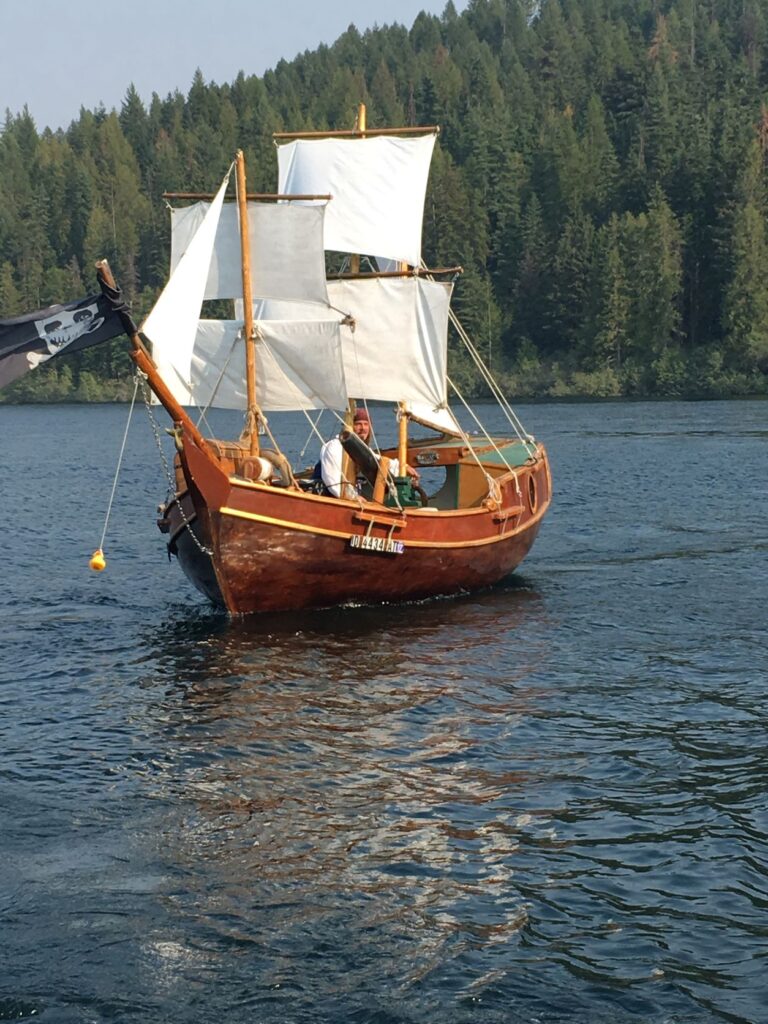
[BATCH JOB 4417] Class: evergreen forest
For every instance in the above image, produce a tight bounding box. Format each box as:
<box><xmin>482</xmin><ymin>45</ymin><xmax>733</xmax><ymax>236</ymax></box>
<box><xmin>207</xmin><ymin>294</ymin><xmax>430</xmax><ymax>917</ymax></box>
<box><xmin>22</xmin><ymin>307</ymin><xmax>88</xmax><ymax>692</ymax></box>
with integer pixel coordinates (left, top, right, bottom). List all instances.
<box><xmin>3</xmin><ymin>0</ymin><xmax>768</xmax><ymax>403</ymax></box>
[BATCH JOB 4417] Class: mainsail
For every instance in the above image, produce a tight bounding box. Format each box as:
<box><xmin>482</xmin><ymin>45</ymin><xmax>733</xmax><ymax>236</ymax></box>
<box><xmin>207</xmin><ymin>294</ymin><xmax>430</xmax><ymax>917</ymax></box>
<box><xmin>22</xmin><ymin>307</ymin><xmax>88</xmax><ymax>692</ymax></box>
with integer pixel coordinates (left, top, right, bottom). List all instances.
<box><xmin>234</xmin><ymin>279</ymin><xmax>453</xmax><ymax>414</ymax></box>
<box><xmin>274</xmin><ymin>130</ymin><xmax>454</xmax><ymax>417</ymax></box>
<box><xmin>187</xmin><ymin>318</ymin><xmax>346</xmax><ymax>411</ymax></box>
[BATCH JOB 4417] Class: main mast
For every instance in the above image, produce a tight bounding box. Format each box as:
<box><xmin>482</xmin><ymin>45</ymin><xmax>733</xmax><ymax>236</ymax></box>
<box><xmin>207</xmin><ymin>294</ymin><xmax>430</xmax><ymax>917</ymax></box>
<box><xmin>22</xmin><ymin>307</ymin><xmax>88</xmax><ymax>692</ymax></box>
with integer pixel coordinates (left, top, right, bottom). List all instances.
<box><xmin>342</xmin><ymin>105</ymin><xmax>368</xmax><ymax>490</ymax></box>
<box><xmin>274</xmin><ymin>105</ymin><xmax>446</xmax><ymax>497</ymax></box>
<box><xmin>236</xmin><ymin>150</ymin><xmax>261</xmax><ymax>456</ymax></box>
<box><xmin>349</xmin><ymin>104</ymin><xmax>366</xmax><ymax>277</ymax></box>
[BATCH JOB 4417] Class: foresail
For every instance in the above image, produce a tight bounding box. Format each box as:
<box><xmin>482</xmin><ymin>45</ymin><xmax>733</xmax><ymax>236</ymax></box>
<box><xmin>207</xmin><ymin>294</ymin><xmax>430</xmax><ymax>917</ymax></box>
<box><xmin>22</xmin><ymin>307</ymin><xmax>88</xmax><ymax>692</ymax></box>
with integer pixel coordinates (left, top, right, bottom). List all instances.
<box><xmin>171</xmin><ymin>202</ymin><xmax>328</xmax><ymax>305</ymax></box>
<box><xmin>326</xmin><ymin>277</ymin><xmax>452</xmax><ymax>409</ymax></box>
<box><xmin>143</xmin><ymin>172</ymin><xmax>230</xmax><ymax>397</ymax></box>
<box><xmin>276</xmin><ymin>134</ymin><xmax>436</xmax><ymax>267</ymax></box>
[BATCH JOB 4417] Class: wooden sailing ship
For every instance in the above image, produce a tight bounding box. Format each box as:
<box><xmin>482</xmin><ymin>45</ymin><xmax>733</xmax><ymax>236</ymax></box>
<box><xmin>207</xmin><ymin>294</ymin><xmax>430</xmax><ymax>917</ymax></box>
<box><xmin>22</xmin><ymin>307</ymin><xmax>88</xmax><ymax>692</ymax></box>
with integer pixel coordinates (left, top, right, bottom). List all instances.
<box><xmin>109</xmin><ymin>108</ymin><xmax>551</xmax><ymax>615</ymax></box>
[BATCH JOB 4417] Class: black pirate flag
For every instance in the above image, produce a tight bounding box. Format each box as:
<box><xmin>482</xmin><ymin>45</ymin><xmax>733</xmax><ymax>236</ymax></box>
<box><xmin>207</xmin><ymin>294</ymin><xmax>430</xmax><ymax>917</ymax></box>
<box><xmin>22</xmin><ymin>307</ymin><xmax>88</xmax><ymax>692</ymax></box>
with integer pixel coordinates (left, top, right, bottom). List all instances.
<box><xmin>0</xmin><ymin>274</ymin><xmax>135</xmax><ymax>390</ymax></box>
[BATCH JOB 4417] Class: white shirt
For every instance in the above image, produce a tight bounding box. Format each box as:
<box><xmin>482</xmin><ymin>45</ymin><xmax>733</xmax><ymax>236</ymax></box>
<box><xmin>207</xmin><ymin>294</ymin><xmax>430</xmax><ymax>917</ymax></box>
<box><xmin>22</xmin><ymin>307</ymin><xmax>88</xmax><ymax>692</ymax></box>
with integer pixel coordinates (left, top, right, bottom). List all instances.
<box><xmin>319</xmin><ymin>437</ymin><xmax>400</xmax><ymax>498</ymax></box>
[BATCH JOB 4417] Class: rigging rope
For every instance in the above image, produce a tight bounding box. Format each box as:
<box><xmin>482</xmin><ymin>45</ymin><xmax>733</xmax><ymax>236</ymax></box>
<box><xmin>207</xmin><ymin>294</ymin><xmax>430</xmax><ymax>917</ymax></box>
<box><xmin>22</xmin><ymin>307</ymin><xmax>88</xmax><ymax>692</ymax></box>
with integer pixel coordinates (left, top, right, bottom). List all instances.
<box><xmin>447</xmin><ymin>374</ymin><xmax>523</xmax><ymax>505</ymax></box>
<box><xmin>90</xmin><ymin>374</ymin><xmax>140</xmax><ymax>570</ymax></box>
<box><xmin>448</xmin><ymin>307</ymin><xmax>536</xmax><ymax>455</ymax></box>
<box><xmin>194</xmin><ymin>329</ymin><xmax>240</xmax><ymax>432</ymax></box>
<box><xmin>139</xmin><ymin>373</ymin><xmax>213</xmax><ymax>557</ymax></box>
<box><xmin>419</xmin><ymin>260</ymin><xmax>537</xmax><ymax>459</ymax></box>
<box><xmin>299</xmin><ymin>409</ymin><xmax>327</xmax><ymax>457</ymax></box>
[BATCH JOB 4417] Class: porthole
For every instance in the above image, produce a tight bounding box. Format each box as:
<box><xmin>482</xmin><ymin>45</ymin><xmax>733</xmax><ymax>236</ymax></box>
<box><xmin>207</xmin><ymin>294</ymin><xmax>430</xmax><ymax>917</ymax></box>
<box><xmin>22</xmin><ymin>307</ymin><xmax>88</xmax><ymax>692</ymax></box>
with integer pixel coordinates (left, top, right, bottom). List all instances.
<box><xmin>527</xmin><ymin>474</ymin><xmax>537</xmax><ymax>513</ymax></box>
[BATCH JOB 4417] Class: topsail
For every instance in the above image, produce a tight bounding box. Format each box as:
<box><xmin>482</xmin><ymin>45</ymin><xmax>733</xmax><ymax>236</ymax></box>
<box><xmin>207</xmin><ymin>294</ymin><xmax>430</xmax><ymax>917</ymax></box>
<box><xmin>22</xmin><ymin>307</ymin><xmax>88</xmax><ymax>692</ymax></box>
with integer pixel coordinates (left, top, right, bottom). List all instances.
<box><xmin>277</xmin><ymin>133</ymin><xmax>436</xmax><ymax>266</ymax></box>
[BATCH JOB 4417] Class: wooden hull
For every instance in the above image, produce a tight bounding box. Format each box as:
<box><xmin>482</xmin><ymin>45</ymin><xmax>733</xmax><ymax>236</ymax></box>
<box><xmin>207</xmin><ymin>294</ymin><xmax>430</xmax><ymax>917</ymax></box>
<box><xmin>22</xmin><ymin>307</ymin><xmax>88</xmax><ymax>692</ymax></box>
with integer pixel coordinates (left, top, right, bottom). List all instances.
<box><xmin>160</xmin><ymin>430</ymin><xmax>552</xmax><ymax>615</ymax></box>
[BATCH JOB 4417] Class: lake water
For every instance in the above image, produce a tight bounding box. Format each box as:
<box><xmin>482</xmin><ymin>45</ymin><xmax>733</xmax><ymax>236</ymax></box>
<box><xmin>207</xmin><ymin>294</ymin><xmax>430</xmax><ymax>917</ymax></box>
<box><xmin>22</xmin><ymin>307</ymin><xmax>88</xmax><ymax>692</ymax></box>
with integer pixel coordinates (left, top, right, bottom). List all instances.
<box><xmin>1</xmin><ymin>398</ymin><xmax>766</xmax><ymax>1024</ymax></box>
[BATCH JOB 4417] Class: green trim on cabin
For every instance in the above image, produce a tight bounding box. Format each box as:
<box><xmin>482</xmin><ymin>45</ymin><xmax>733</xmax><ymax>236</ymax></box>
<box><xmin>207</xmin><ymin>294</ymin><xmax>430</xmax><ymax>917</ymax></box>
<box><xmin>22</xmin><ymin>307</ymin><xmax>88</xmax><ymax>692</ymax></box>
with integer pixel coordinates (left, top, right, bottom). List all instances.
<box><xmin>456</xmin><ymin>438</ymin><xmax>535</xmax><ymax>468</ymax></box>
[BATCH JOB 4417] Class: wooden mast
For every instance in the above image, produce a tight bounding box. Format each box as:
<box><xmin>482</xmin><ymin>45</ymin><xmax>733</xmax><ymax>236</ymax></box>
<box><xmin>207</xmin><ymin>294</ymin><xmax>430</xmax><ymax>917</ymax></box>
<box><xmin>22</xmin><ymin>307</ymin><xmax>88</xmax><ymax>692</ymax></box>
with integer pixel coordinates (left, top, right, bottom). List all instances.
<box><xmin>349</xmin><ymin>104</ymin><xmax>366</xmax><ymax>277</ymax></box>
<box><xmin>341</xmin><ymin>104</ymin><xmax>367</xmax><ymax>494</ymax></box>
<box><xmin>396</xmin><ymin>104</ymin><xmax>411</xmax><ymax>480</ymax></box>
<box><xmin>236</xmin><ymin>150</ymin><xmax>261</xmax><ymax>456</ymax></box>
<box><xmin>398</xmin><ymin>403</ymin><xmax>409</xmax><ymax>479</ymax></box>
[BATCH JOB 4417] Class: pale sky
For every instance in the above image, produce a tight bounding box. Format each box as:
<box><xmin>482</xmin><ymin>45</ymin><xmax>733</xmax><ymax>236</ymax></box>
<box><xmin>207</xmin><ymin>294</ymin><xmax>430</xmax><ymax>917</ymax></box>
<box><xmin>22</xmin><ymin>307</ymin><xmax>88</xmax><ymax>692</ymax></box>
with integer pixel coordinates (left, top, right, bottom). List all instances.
<box><xmin>0</xmin><ymin>0</ymin><xmax>467</xmax><ymax>133</ymax></box>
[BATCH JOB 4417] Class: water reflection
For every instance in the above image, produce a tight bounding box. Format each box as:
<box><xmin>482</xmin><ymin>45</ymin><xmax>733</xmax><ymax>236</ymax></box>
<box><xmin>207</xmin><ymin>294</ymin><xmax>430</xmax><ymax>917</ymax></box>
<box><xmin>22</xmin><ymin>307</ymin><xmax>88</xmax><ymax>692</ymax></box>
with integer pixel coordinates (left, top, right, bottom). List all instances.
<box><xmin>129</xmin><ymin>581</ymin><xmax>554</xmax><ymax>1010</ymax></box>
<box><xmin>139</xmin><ymin>575</ymin><xmax>546</xmax><ymax>690</ymax></box>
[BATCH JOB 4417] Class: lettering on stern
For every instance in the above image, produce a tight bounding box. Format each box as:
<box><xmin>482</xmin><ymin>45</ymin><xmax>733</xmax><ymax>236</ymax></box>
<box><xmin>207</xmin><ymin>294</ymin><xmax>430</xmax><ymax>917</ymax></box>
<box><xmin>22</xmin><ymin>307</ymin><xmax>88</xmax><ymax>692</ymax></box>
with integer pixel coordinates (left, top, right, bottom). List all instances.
<box><xmin>348</xmin><ymin>534</ymin><xmax>405</xmax><ymax>555</ymax></box>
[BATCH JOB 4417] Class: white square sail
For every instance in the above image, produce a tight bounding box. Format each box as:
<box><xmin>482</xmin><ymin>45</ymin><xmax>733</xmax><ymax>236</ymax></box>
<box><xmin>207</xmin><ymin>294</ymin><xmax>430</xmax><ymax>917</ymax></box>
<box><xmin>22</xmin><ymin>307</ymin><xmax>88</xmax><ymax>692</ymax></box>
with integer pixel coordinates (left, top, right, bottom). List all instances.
<box><xmin>327</xmin><ymin>277</ymin><xmax>452</xmax><ymax>409</ymax></box>
<box><xmin>277</xmin><ymin>134</ymin><xmax>436</xmax><ymax>267</ymax></box>
<box><xmin>171</xmin><ymin>202</ymin><xmax>329</xmax><ymax>305</ymax></box>
<box><xmin>188</xmin><ymin>319</ymin><xmax>348</xmax><ymax>411</ymax></box>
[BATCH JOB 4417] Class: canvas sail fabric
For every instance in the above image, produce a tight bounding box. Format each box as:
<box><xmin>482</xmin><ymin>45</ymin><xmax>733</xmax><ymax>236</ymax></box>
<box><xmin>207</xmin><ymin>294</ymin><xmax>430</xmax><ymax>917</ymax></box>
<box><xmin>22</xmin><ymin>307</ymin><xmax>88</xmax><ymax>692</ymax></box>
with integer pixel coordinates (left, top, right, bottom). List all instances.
<box><xmin>151</xmin><ymin>299</ymin><xmax>347</xmax><ymax>411</ymax></box>
<box><xmin>188</xmin><ymin>318</ymin><xmax>347</xmax><ymax>411</ymax></box>
<box><xmin>144</xmin><ymin>173</ymin><xmax>230</xmax><ymax>398</ymax></box>
<box><xmin>237</xmin><ymin>279</ymin><xmax>453</xmax><ymax>411</ymax></box>
<box><xmin>406</xmin><ymin>402</ymin><xmax>463</xmax><ymax>436</ymax></box>
<box><xmin>145</xmin><ymin>171</ymin><xmax>347</xmax><ymax>412</ymax></box>
<box><xmin>277</xmin><ymin>134</ymin><xmax>436</xmax><ymax>267</ymax></box>
<box><xmin>170</xmin><ymin>202</ymin><xmax>328</xmax><ymax>304</ymax></box>
<box><xmin>326</xmin><ymin>277</ymin><xmax>452</xmax><ymax>410</ymax></box>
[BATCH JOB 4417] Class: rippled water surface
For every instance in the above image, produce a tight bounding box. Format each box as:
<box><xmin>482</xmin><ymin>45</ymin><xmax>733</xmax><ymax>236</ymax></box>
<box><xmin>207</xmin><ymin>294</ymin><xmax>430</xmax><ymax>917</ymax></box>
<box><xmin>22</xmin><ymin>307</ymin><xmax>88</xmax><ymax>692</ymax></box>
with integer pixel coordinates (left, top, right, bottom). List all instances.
<box><xmin>1</xmin><ymin>399</ymin><xmax>767</xmax><ymax>1023</ymax></box>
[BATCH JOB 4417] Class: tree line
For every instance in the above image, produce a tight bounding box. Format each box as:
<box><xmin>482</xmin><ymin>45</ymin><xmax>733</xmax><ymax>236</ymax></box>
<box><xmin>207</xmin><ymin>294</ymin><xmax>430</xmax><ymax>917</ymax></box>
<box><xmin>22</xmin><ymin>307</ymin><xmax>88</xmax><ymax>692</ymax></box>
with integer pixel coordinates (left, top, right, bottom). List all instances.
<box><xmin>2</xmin><ymin>0</ymin><xmax>768</xmax><ymax>403</ymax></box>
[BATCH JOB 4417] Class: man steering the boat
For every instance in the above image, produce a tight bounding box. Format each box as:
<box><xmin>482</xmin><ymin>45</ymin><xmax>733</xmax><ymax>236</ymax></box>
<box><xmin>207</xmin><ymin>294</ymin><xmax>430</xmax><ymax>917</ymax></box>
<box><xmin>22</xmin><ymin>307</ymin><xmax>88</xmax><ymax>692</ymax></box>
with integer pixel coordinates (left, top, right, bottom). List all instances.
<box><xmin>318</xmin><ymin>407</ymin><xmax>419</xmax><ymax>499</ymax></box>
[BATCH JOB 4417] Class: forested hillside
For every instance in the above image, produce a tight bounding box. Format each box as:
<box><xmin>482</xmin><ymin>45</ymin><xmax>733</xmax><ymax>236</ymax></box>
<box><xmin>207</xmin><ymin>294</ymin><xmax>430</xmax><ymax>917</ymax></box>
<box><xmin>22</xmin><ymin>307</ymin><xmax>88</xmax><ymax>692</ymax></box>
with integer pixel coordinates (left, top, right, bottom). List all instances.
<box><xmin>2</xmin><ymin>0</ymin><xmax>768</xmax><ymax>402</ymax></box>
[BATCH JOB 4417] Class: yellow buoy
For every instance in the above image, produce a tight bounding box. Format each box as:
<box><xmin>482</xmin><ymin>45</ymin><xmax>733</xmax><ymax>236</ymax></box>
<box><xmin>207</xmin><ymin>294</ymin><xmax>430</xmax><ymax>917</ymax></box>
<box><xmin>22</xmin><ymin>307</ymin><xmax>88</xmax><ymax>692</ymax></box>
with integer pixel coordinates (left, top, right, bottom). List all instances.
<box><xmin>89</xmin><ymin>549</ymin><xmax>107</xmax><ymax>572</ymax></box>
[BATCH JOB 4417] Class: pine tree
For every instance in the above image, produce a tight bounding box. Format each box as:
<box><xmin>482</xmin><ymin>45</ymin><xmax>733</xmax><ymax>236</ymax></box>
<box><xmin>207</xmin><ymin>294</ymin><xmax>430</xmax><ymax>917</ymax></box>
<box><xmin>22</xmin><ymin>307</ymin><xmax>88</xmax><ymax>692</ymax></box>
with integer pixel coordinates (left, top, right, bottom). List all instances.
<box><xmin>547</xmin><ymin>212</ymin><xmax>596</xmax><ymax>357</ymax></box>
<box><xmin>626</xmin><ymin>186</ymin><xmax>683</xmax><ymax>362</ymax></box>
<box><xmin>722</xmin><ymin>138</ymin><xmax>768</xmax><ymax>372</ymax></box>
<box><xmin>581</xmin><ymin>93</ymin><xmax>619</xmax><ymax>218</ymax></box>
<box><xmin>512</xmin><ymin>192</ymin><xmax>550</xmax><ymax>354</ymax></box>
<box><xmin>581</xmin><ymin>213</ymin><xmax>630</xmax><ymax>373</ymax></box>
<box><xmin>0</xmin><ymin>260</ymin><xmax>23</xmax><ymax>315</ymax></box>
<box><xmin>120</xmin><ymin>84</ymin><xmax>153</xmax><ymax>179</ymax></box>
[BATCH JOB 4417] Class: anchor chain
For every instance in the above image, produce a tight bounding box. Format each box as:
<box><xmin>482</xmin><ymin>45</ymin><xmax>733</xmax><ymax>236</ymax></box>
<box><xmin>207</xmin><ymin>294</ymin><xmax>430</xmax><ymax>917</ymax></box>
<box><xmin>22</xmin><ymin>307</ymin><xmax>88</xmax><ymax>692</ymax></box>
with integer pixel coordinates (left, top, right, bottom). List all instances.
<box><xmin>139</xmin><ymin>373</ymin><xmax>213</xmax><ymax>558</ymax></box>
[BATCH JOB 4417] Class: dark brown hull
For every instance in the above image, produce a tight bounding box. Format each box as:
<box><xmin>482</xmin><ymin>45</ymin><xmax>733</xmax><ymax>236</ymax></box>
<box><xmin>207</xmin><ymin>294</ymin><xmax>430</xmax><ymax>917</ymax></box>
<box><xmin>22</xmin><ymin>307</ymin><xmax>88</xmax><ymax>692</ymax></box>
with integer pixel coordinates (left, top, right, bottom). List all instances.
<box><xmin>162</xmin><ymin>430</ymin><xmax>552</xmax><ymax>615</ymax></box>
